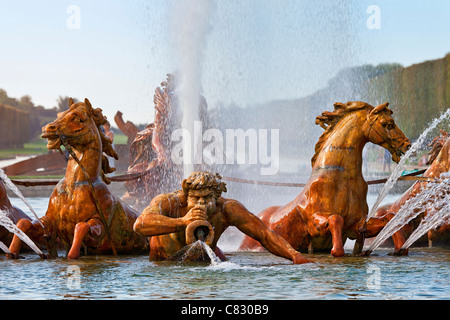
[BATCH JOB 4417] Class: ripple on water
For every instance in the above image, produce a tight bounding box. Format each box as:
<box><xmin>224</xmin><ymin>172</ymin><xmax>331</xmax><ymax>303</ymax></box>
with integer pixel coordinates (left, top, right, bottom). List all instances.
<box><xmin>0</xmin><ymin>247</ymin><xmax>448</xmax><ymax>299</ymax></box>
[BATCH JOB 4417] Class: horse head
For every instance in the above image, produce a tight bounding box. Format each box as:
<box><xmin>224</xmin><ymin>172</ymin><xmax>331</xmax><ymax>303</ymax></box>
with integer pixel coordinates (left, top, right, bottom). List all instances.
<box><xmin>363</xmin><ymin>102</ymin><xmax>411</xmax><ymax>163</ymax></box>
<box><xmin>41</xmin><ymin>98</ymin><xmax>118</xmax><ymax>182</ymax></box>
<box><xmin>43</xmin><ymin>99</ymin><xmax>95</xmax><ymax>147</ymax></box>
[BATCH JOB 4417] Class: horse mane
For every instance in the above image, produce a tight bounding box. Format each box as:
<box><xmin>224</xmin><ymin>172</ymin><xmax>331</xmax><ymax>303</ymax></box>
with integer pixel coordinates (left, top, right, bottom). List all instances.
<box><xmin>427</xmin><ymin>130</ymin><xmax>448</xmax><ymax>165</ymax></box>
<box><xmin>312</xmin><ymin>101</ymin><xmax>374</xmax><ymax>167</ymax></box>
<box><xmin>71</xmin><ymin>98</ymin><xmax>119</xmax><ymax>184</ymax></box>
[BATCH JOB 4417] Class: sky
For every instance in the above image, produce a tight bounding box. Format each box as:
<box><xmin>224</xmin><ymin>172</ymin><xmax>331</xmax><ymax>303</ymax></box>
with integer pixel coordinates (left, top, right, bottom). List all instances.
<box><xmin>0</xmin><ymin>0</ymin><xmax>449</xmax><ymax>125</ymax></box>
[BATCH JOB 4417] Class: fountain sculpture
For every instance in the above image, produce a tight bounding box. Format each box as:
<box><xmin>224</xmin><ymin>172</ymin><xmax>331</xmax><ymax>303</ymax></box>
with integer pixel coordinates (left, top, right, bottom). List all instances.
<box><xmin>133</xmin><ymin>171</ymin><xmax>313</xmax><ymax>264</ymax></box>
<box><xmin>7</xmin><ymin>98</ymin><xmax>149</xmax><ymax>259</ymax></box>
<box><xmin>120</xmin><ymin>74</ymin><xmax>212</xmax><ymax>211</ymax></box>
<box><xmin>239</xmin><ymin>101</ymin><xmax>411</xmax><ymax>257</ymax></box>
<box><xmin>369</xmin><ymin>130</ymin><xmax>450</xmax><ymax>250</ymax></box>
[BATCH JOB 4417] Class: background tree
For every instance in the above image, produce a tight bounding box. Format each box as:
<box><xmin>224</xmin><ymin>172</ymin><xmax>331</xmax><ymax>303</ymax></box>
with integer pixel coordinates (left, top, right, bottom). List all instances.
<box><xmin>56</xmin><ymin>96</ymin><xmax>79</xmax><ymax>113</ymax></box>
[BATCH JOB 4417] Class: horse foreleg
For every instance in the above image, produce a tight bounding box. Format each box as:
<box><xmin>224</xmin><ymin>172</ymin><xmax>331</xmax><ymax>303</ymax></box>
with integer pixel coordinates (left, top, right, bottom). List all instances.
<box><xmin>67</xmin><ymin>219</ymin><xmax>103</xmax><ymax>259</ymax></box>
<box><xmin>328</xmin><ymin>215</ymin><xmax>345</xmax><ymax>257</ymax></box>
<box><xmin>391</xmin><ymin>229</ymin><xmax>408</xmax><ymax>255</ymax></box>
<box><xmin>8</xmin><ymin>219</ymin><xmax>46</xmax><ymax>259</ymax></box>
<box><xmin>365</xmin><ymin>213</ymin><xmax>408</xmax><ymax>256</ymax></box>
<box><xmin>352</xmin><ymin>232</ymin><xmax>365</xmax><ymax>255</ymax></box>
<box><xmin>351</xmin><ymin>220</ymin><xmax>367</xmax><ymax>255</ymax></box>
<box><xmin>365</xmin><ymin>213</ymin><xmax>393</xmax><ymax>236</ymax></box>
<box><xmin>311</xmin><ymin>213</ymin><xmax>345</xmax><ymax>256</ymax></box>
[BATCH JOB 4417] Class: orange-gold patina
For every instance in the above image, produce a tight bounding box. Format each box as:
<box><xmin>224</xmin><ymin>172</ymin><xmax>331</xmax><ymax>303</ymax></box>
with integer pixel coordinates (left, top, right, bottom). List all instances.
<box><xmin>240</xmin><ymin>101</ymin><xmax>411</xmax><ymax>256</ymax></box>
<box><xmin>8</xmin><ymin>98</ymin><xmax>148</xmax><ymax>259</ymax></box>
<box><xmin>374</xmin><ymin>130</ymin><xmax>450</xmax><ymax>246</ymax></box>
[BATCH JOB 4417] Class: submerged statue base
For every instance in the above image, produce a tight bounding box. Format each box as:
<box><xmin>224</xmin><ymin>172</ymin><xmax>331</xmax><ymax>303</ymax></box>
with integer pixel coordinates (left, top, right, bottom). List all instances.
<box><xmin>169</xmin><ymin>241</ymin><xmax>214</xmax><ymax>263</ymax></box>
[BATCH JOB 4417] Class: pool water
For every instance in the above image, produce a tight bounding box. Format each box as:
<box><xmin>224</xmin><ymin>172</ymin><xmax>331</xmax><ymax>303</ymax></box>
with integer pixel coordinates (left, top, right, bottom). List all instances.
<box><xmin>1</xmin><ymin>196</ymin><xmax>449</xmax><ymax>300</ymax></box>
<box><xmin>0</xmin><ymin>249</ymin><xmax>448</xmax><ymax>299</ymax></box>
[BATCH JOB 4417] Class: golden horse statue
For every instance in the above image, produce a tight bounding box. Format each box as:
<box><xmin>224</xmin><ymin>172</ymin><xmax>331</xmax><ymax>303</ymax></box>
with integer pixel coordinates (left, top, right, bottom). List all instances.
<box><xmin>374</xmin><ymin>130</ymin><xmax>450</xmax><ymax>247</ymax></box>
<box><xmin>240</xmin><ymin>101</ymin><xmax>411</xmax><ymax>256</ymax></box>
<box><xmin>8</xmin><ymin>98</ymin><xmax>148</xmax><ymax>259</ymax></box>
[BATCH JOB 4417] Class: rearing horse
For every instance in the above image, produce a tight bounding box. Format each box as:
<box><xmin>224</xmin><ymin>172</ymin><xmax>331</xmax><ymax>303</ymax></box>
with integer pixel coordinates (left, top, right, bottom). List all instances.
<box><xmin>240</xmin><ymin>101</ymin><xmax>411</xmax><ymax>256</ymax></box>
<box><xmin>8</xmin><ymin>98</ymin><xmax>148</xmax><ymax>259</ymax></box>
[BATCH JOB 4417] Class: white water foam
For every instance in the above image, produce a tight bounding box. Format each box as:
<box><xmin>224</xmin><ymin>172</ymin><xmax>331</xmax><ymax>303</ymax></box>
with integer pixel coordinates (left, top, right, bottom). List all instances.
<box><xmin>401</xmin><ymin>175</ymin><xmax>450</xmax><ymax>249</ymax></box>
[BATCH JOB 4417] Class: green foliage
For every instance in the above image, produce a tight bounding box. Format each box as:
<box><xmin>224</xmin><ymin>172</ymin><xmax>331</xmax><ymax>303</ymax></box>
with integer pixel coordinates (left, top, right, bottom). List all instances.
<box><xmin>113</xmin><ymin>133</ymin><xmax>128</xmax><ymax>145</ymax></box>
<box><xmin>56</xmin><ymin>96</ymin><xmax>79</xmax><ymax>112</ymax></box>
<box><xmin>0</xmin><ymin>89</ymin><xmax>59</xmax><ymax>141</ymax></box>
<box><xmin>367</xmin><ymin>54</ymin><xmax>450</xmax><ymax>139</ymax></box>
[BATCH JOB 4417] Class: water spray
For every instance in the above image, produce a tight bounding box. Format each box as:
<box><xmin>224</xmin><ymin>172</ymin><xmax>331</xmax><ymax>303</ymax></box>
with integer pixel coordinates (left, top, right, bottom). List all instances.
<box><xmin>0</xmin><ymin>208</ymin><xmax>45</xmax><ymax>258</ymax></box>
<box><xmin>171</xmin><ymin>0</ymin><xmax>213</xmax><ymax>178</ymax></box>
<box><xmin>0</xmin><ymin>240</ymin><xmax>11</xmax><ymax>254</ymax></box>
<box><xmin>0</xmin><ymin>168</ymin><xmax>45</xmax><ymax>229</ymax></box>
<box><xmin>366</xmin><ymin>171</ymin><xmax>450</xmax><ymax>254</ymax></box>
<box><xmin>367</xmin><ymin>108</ymin><xmax>450</xmax><ymax>221</ymax></box>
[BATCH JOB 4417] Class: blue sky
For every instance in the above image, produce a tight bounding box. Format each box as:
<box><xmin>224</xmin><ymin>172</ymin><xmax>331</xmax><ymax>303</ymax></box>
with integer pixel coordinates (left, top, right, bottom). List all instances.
<box><xmin>0</xmin><ymin>0</ymin><xmax>449</xmax><ymax>125</ymax></box>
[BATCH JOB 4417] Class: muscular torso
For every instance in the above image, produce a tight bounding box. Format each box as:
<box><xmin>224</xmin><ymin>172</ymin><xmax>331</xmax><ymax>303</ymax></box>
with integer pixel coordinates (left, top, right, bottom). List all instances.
<box><xmin>145</xmin><ymin>191</ymin><xmax>231</xmax><ymax>260</ymax></box>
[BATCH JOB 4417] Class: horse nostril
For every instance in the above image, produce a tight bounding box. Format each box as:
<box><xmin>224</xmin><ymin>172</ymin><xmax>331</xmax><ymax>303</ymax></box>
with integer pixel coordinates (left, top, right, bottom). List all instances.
<box><xmin>42</xmin><ymin>123</ymin><xmax>60</xmax><ymax>138</ymax></box>
<box><xmin>43</xmin><ymin>124</ymin><xmax>57</xmax><ymax>132</ymax></box>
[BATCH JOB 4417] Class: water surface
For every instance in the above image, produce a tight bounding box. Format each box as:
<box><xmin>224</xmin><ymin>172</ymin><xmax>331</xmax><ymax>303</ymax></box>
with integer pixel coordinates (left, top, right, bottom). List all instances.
<box><xmin>0</xmin><ymin>249</ymin><xmax>448</xmax><ymax>300</ymax></box>
<box><xmin>2</xmin><ymin>196</ymin><xmax>448</xmax><ymax>300</ymax></box>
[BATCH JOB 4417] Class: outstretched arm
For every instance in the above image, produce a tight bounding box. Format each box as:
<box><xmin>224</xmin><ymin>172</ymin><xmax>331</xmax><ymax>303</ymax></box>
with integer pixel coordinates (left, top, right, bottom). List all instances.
<box><xmin>134</xmin><ymin>195</ymin><xmax>182</xmax><ymax>236</ymax></box>
<box><xmin>224</xmin><ymin>200</ymin><xmax>312</xmax><ymax>264</ymax></box>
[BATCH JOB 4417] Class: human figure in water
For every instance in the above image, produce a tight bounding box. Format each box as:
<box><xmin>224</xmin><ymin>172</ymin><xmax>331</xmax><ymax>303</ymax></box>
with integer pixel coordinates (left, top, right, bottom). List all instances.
<box><xmin>134</xmin><ymin>171</ymin><xmax>312</xmax><ymax>264</ymax></box>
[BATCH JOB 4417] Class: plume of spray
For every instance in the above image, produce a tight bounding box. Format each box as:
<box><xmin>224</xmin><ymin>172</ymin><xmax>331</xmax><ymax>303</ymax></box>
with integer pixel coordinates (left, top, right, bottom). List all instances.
<box><xmin>366</xmin><ymin>172</ymin><xmax>450</xmax><ymax>253</ymax></box>
<box><xmin>367</xmin><ymin>108</ymin><xmax>450</xmax><ymax>221</ymax></box>
<box><xmin>170</xmin><ymin>0</ymin><xmax>214</xmax><ymax>178</ymax></box>
<box><xmin>0</xmin><ymin>209</ymin><xmax>44</xmax><ymax>256</ymax></box>
<box><xmin>0</xmin><ymin>168</ymin><xmax>43</xmax><ymax>228</ymax></box>
<box><xmin>365</xmin><ymin>108</ymin><xmax>450</xmax><ymax>253</ymax></box>
<box><xmin>0</xmin><ymin>168</ymin><xmax>44</xmax><ymax>256</ymax></box>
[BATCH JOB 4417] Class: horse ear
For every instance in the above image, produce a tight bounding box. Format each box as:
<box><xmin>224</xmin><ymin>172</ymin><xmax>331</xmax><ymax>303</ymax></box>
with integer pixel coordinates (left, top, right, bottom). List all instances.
<box><xmin>84</xmin><ymin>98</ymin><xmax>92</xmax><ymax>108</ymax></box>
<box><xmin>69</xmin><ymin>98</ymin><xmax>74</xmax><ymax>107</ymax></box>
<box><xmin>333</xmin><ymin>102</ymin><xmax>346</xmax><ymax>111</ymax></box>
<box><xmin>370</xmin><ymin>102</ymin><xmax>392</xmax><ymax>115</ymax></box>
<box><xmin>84</xmin><ymin>98</ymin><xmax>93</xmax><ymax>114</ymax></box>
